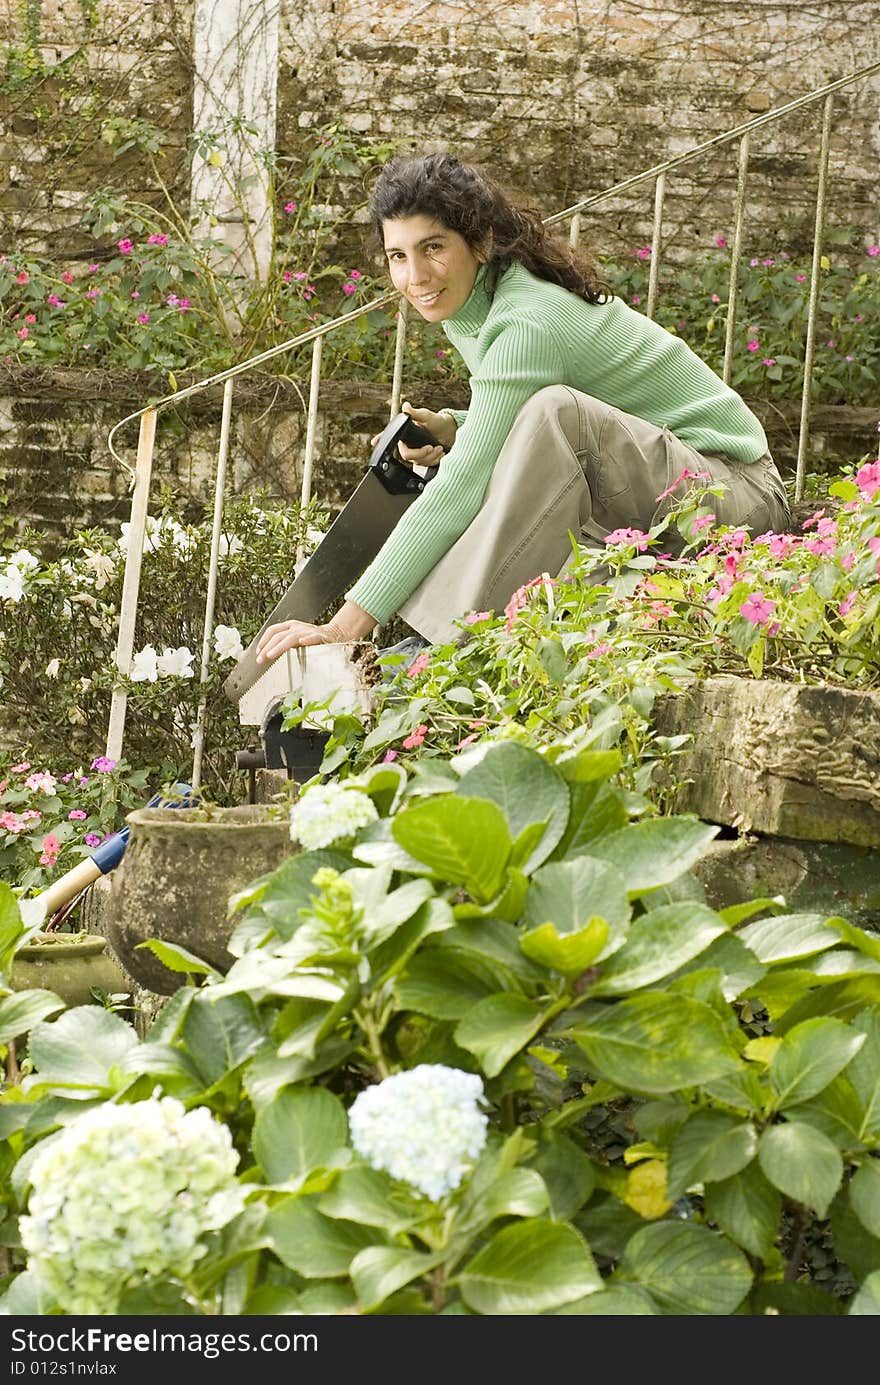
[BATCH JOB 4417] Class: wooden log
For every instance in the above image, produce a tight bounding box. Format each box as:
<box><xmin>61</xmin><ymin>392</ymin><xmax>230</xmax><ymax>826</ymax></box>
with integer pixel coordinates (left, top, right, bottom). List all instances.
<box><xmin>653</xmin><ymin>675</ymin><xmax>880</xmax><ymax>848</ymax></box>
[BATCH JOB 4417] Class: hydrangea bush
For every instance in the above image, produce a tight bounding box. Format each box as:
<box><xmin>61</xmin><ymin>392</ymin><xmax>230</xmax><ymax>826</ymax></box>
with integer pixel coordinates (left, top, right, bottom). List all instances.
<box><xmin>19</xmin><ymin>1096</ymin><xmax>247</xmax><ymax>1315</ymax></box>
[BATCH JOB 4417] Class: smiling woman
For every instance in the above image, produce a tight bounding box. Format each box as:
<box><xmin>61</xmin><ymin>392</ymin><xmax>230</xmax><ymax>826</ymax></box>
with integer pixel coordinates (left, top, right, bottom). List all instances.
<box><xmin>254</xmin><ymin>150</ymin><xmax>790</xmax><ymax>664</ymax></box>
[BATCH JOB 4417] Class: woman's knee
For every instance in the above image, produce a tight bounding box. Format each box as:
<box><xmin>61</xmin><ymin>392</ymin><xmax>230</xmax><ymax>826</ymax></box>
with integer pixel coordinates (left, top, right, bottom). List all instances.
<box><xmin>513</xmin><ymin>384</ymin><xmax>576</xmax><ymax>426</ymax></box>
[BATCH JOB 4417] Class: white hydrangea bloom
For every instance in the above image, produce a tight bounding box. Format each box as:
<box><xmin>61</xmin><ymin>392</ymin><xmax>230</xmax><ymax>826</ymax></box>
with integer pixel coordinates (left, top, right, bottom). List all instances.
<box><xmin>349</xmin><ymin>1065</ymin><xmax>488</xmax><ymax>1202</ymax></box>
<box><xmin>157</xmin><ymin>645</ymin><xmax>195</xmax><ymax>678</ymax></box>
<box><xmin>290</xmin><ymin>782</ymin><xmax>378</xmax><ymax>849</ymax></box>
<box><xmin>213</xmin><ymin>624</ymin><xmax>244</xmax><ymax>662</ymax></box>
<box><xmin>130</xmin><ymin>644</ymin><xmax>159</xmax><ymax>682</ymax></box>
<box><xmin>20</xmin><ymin>1096</ymin><xmax>246</xmax><ymax>1316</ymax></box>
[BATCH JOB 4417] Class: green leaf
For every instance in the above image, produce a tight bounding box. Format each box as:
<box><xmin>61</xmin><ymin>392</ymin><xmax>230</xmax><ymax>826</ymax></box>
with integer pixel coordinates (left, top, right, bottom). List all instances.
<box><xmin>179</xmin><ymin>992</ymin><xmax>265</xmax><ymax>1087</ymax></box>
<box><xmin>758</xmin><ymin>1121</ymin><xmax>843</xmax><ymax>1216</ymax></box>
<box><xmin>318</xmin><ymin>1166</ymin><xmax>423</xmax><ymax>1234</ymax></box>
<box><xmin>667</xmin><ymin>1111</ymin><xmax>758</xmax><ymax>1200</ymax></box>
<box><xmin>703</xmin><ymin>1164</ymin><xmax>781</xmax><ymax>1261</ymax></box>
<box><xmin>28</xmin><ymin>1007</ymin><xmax>139</xmax><ymax>1089</ymax></box>
<box><xmin>523</xmin><ymin>857</ymin><xmax>630</xmax><ymax>952</ymax></box>
<box><xmin>465</xmin><ymin>1167</ymin><xmax>549</xmax><ymax>1230</ymax></box>
<box><xmin>830</xmin><ymin>1188</ymin><xmax>880</xmax><ymax>1281</ymax></box>
<box><xmin>553</xmin><ymin>1284</ymin><xmax>658</xmax><ymax>1314</ymax></box>
<box><xmin>851</xmin><ymin>1158</ymin><xmax>880</xmax><ymax>1238</ymax></box>
<box><xmin>667</xmin><ymin>932</ymin><xmax>765</xmax><ymax>1002</ymax></box>
<box><xmin>266</xmin><ymin>1197</ymin><xmax>383</xmax><ymax>1277</ymax></box>
<box><xmin>550</xmin><ymin>779</ymin><xmax>628</xmax><ymax>859</ymax></box>
<box><xmin>544</xmin><ymin>746</ymin><xmax>622</xmax><ymax>784</ymax></box>
<box><xmin>847</xmin><ymin>1009</ymin><xmax>880</xmax><ymax>1139</ymax></box>
<box><xmin>769</xmin><ymin>1017</ymin><xmax>867</xmax><ymax>1110</ymax></box>
<box><xmin>395</xmin><ymin>951</ymin><xmax>502</xmax><ymax>1020</ymax></box>
<box><xmin>849</xmin><ymin>1269</ymin><xmax>880</xmax><ymax>1314</ymax></box>
<box><xmin>736</xmin><ymin>912</ymin><xmax>844</xmax><ymax>963</ymax></box>
<box><xmin>568</xmin><ymin>993</ymin><xmax>740</xmax><ymax>1094</ymax></box>
<box><xmin>253</xmin><ymin>1086</ymin><xmax>349</xmax><ymax>1186</ymax></box>
<box><xmin>590</xmin><ymin>903</ymin><xmax>728</xmax><ymax>996</ymax></box>
<box><xmin>351</xmin><ymin>1245</ymin><xmax>442</xmax><ymax>1309</ymax></box>
<box><xmin>584</xmin><ymin>817</ymin><xmax>719</xmax><ymax>898</ymax></box>
<box><xmin>391</xmin><ymin>797</ymin><xmax>511</xmax><ymax>902</ymax></box>
<box><xmin>619</xmin><ymin>1220</ymin><xmax>753</xmax><ymax>1314</ymax></box>
<box><xmin>456</xmin><ymin>743</ymin><xmax>569</xmax><ymax>871</ymax></box>
<box><xmin>519</xmin><ymin>918</ymin><xmax>609</xmax><ymax>976</ymax></box>
<box><xmin>454</xmin><ymin>994</ymin><xmax>548</xmax><ymax>1077</ymax></box>
<box><xmin>528</xmin><ymin>1132</ymin><xmax>596</xmax><ymax>1220</ymax></box>
<box><xmin>243</xmin><ymin>849</ymin><xmax>352</xmax><ymax>938</ymax></box>
<box><xmin>0</xmin><ymin>989</ymin><xmax>63</xmax><ymax>1044</ymax></box>
<box><xmin>458</xmin><ymin>1219</ymin><xmax>601</xmax><ymax>1314</ymax></box>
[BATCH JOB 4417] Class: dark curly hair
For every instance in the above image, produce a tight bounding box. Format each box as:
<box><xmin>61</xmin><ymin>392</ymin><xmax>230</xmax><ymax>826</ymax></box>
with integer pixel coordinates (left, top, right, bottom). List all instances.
<box><xmin>368</xmin><ymin>152</ymin><xmax>610</xmax><ymax>305</ymax></box>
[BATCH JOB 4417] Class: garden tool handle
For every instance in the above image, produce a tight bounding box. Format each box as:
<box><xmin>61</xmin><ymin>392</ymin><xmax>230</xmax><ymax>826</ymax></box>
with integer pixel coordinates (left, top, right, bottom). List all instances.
<box><xmin>37</xmin><ymin>858</ymin><xmax>103</xmax><ymax>918</ymax></box>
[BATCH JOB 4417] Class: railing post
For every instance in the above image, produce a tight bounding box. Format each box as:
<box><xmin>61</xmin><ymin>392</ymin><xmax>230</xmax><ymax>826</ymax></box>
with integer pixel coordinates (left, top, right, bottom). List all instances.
<box><xmin>723</xmin><ymin>131</ymin><xmax>750</xmax><ymax>385</ymax></box>
<box><xmin>794</xmin><ymin>92</ymin><xmax>834</xmax><ymax>501</ymax></box>
<box><xmin>105</xmin><ymin>408</ymin><xmax>157</xmax><ymax>764</ymax></box>
<box><xmin>191</xmin><ymin>378</ymin><xmax>235</xmax><ymax>792</ymax></box>
<box><xmin>646</xmin><ymin>172</ymin><xmax>665</xmax><ymax>321</ymax></box>
<box><xmin>296</xmin><ymin>334</ymin><xmax>323</xmax><ymax>565</ymax></box>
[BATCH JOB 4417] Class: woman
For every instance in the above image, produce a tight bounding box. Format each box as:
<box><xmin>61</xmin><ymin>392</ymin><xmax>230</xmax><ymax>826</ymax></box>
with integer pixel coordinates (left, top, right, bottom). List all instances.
<box><xmin>255</xmin><ymin>151</ymin><xmax>789</xmax><ymax>664</ymax></box>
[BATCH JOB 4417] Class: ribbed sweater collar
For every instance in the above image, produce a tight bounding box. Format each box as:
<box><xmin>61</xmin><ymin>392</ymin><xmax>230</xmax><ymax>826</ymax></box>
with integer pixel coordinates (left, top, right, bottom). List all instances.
<box><xmin>445</xmin><ymin>263</ymin><xmax>494</xmax><ymax>336</ymax></box>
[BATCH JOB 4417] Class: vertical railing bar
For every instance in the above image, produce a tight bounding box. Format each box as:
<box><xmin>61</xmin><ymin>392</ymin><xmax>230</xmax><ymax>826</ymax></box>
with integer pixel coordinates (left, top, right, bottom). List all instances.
<box><xmin>296</xmin><ymin>335</ymin><xmax>323</xmax><ymax>564</ymax></box>
<box><xmin>723</xmin><ymin>131</ymin><xmax>751</xmax><ymax>385</ymax></box>
<box><xmin>389</xmin><ymin>297</ymin><xmax>408</xmax><ymax>419</ymax></box>
<box><xmin>646</xmin><ymin>172</ymin><xmax>665</xmax><ymax>321</ymax></box>
<box><xmin>795</xmin><ymin>93</ymin><xmax>834</xmax><ymax>502</ymax></box>
<box><xmin>190</xmin><ymin>377</ymin><xmax>235</xmax><ymax>792</ymax></box>
<box><xmin>105</xmin><ymin>408</ymin><xmax>157</xmax><ymax>764</ymax></box>
<box><xmin>569</xmin><ymin>212</ymin><xmax>581</xmax><ymax>248</ymax></box>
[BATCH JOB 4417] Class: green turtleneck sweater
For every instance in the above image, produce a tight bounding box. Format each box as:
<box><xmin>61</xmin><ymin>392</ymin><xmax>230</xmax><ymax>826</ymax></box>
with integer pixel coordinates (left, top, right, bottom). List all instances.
<box><xmin>347</xmin><ymin>261</ymin><xmax>768</xmax><ymax>624</ymax></box>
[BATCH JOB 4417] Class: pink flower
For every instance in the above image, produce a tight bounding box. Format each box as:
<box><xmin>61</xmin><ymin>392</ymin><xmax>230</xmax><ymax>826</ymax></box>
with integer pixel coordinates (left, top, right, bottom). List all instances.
<box><xmin>503</xmin><ymin>575</ymin><xmax>556</xmax><ymax>631</ymax></box>
<box><xmin>348</xmin><ymin>269</ymin><xmax>363</xmax><ymax>280</ymax></box>
<box><xmin>61</xmin><ymin>270</ymin><xmax>74</xmax><ymax>285</ymax></box>
<box><xmin>342</xmin><ymin>281</ymin><xmax>357</xmax><ymax>295</ymax></box>
<box><xmin>711</xmin><ymin>293</ymin><xmax>720</xmax><ymax>304</ymax></box>
<box><xmin>39</xmin><ymin>832</ymin><xmax>61</xmax><ymax>866</ymax></box>
<box><xmin>84</xmin><ymin>832</ymin><xmax>101</xmax><ymax>848</ymax></box>
<box><xmin>761</xmin><ymin>358</ymin><xmax>776</xmax><ymax>367</ymax></box>
<box><xmin>130</xmin><ymin>290</ymin><xmax>140</xmax><ymax>300</ymax></box>
<box><xmin>856</xmin><ymin>460</ymin><xmax>880</xmax><ymax>499</ymax></box>
<box><xmin>86</xmin><ymin>288</ymin><xmax>100</xmax><ymax>299</ymax></box>
<box><xmin>845</xmin><ymin>354</ymin><xmax>856</xmax><ymax>363</ymax></box>
<box><xmin>293</xmin><ymin>271</ymin><xmax>308</xmax><ymax>281</ymax></box>
<box><xmin>654</xmin><ymin>467</ymin><xmax>711</xmax><ymax>503</ymax></box>
<box><xmin>177</xmin><ymin>297</ymin><xmax>191</xmax><ymax>312</ymax></box>
<box><xmin>16</xmin><ymin>271</ymin><xmax>28</xmax><ymax>284</ymax></box>
<box><xmin>406</xmin><ymin>651</ymin><xmax>431</xmax><ymax>678</ymax></box>
<box><xmin>691</xmin><ymin>515</ymin><xmax>715</xmax><ymax>533</ymax></box>
<box><xmin>801</xmin><ymin>509</ymin><xmax>825</xmax><ymax>530</ymax></box>
<box><xmin>464</xmin><ymin>610</ymin><xmax>491</xmax><ymax>624</ymax></box>
<box><xmin>585</xmin><ymin>641</ymin><xmax>612</xmax><ymax>659</ymax></box>
<box><xmin>767</xmin><ymin>533</ymin><xmax>798</xmax><ymax>559</ymax></box>
<box><xmin>282</xmin><ymin>270</ymin><xmax>292</xmax><ymax>283</ymax></box>
<box><xmin>741</xmin><ymin>592</ymin><xmax>776</xmax><ymax>626</ymax></box>
<box><xmin>0</xmin><ymin>812</ymin><xmax>25</xmax><ymax>834</ymax></box>
<box><xmin>147</xmin><ymin>233</ymin><xmax>169</xmax><ymax>246</ymax></box>
<box><xmin>90</xmin><ymin>756</ymin><xmax>117</xmax><ymax>773</ymax></box>
<box><xmin>838</xmin><ymin>592</ymin><xmax>858</xmax><ymax>617</ymax></box>
<box><xmin>747</xmin><ymin>338</ymin><xmax>760</xmax><ymax>353</ymax></box>
<box><xmin>804</xmin><ymin>537</ymin><xmax>836</xmax><ymax>557</ymax></box>
<box><xmin>868</xmin><ymin>246</ymin><xmax>880</xmax><ymax>257</ymax></box>
<box><xmin>46</xmin><ymin>294</ymin><xmax>65</xmax><ymax>308</ymax></box>
<box><xmin>24</xmin><ymin>313</ymin><xmax>36</xmax><ymax>323</ymax></box>
<box><xmin>88</xmin><ymin>264</ymin><xmax>99</xmax><ymax>273</ymax></box>
<box><xmin>749</xmin><ymin>258</ymin><xmax>760</xmax><ymax>267</ymax></box>
<box><xmin>714</xmin><ymin>236</ymin><xmax>727</xmax><ymax>248</ymax></box>
<box><xmin>10</xmin><ymin>762</ymin><xmax>30</xmax><ymax>774</ymax></box>
<box><xmin>16</xmin><ymin>327</ymin><xmax>28</xmax><ymax>340</ymax></box>
<box><xmin>402</xmin><ymin>723</ymin><xmax>428</xmax><ymax>750</ymax></box>
<box><xmin>381</xmin><ymin>749</ymin><xmax>398</xmax><ymax>763</ymax></box>
<box><xmin>117</xmin><ymin>238</ymin><xmax>134</xmax><ymax>255</ymax></box>
<box><xmin>841</xmin><ymin>552</ymin><xmax>855</xmax><ymax>571</ymax></box>
<box><xmin>21</xmin><ymin>809</ymin><xmax>41</xmax><ymax>822</ymax></box>
<box><xmin>284</xmin><ymin>201</ymin><xmax>297</xmax><ymax>214</ymax></box>
<box><xmin>137</xmin><ymin>312</ymin><xmax>151</xmax><ymax>325</ymax></box>
<box><xmin>635</xmin><ymin>246</ymin><xmax>652</xmax><ymax>260</ymax></box>
<box><xmin>631</xmin><ymin>294</ymin><xmax>641</xmax><ymax>305</ymax></box>
<box><xmin>166</xmin><ymin>294</ymin><xmax>179</xmax><ymax>307</ymax></box>
<box><xmin>762</xmin><ymin>257</ymin><xmax>775</xmax><ymax>266</ymax></box>
<box><xmin>456</xmin><ymin>734</ymin><xmax>479</xmax><ymax>750</ymax></box>
<box><xmin>795</xmin><ymin>273</ymin><xmax>807</xmax><ymax>282</ymax></box>
<box><xmin>68</xmin><ymin>809</ymin><xmax>87</xmax><ymax>820</ymax></box>
<box><xmin>645</xmin><ymin>601</ymin><xmax>674</xmax><ymax>619</ymax></box>
<box><xmin>604</xmin><ymin>527</ymin><xmax>650</xmax><ymax>550</ymax></box>
<box><xmin>25</xmin><ymin>771</ymin><xmax>56</xmax><ymax>794</ymax></box>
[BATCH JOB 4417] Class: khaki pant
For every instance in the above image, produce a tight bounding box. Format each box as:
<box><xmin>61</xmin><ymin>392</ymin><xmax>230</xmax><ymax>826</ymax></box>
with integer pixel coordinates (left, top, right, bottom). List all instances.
<box><xmin>399</xmin><ymin>384</ymin><xmax>790</xmax><ymax>645</ymax></box>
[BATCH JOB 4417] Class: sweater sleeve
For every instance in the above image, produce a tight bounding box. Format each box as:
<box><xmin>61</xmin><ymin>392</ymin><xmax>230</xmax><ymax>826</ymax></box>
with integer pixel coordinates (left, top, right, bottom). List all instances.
<box><xmin>347</xmin><ymin>318</ymin><xmax>565</xmax><ymax>624</ymax></box>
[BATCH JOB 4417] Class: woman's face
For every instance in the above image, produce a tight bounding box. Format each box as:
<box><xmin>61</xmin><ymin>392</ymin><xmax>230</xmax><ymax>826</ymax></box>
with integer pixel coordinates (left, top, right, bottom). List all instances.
<box><xmin>382</xmin><ymin>214</ymin><xmax>484</xmax><ymax>321</ymax></box>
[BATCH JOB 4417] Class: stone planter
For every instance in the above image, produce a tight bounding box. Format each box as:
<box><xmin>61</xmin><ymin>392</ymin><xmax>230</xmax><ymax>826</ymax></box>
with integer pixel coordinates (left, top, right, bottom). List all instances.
<box><xmin>105</xmin><ymin>804</ymin><xmax>295</xmax><ymax>996</ymax></box>
<box><xmin>12</xmin><ymin>932</ymin><xmax>129</xmax><ymax>1008</ymax></box>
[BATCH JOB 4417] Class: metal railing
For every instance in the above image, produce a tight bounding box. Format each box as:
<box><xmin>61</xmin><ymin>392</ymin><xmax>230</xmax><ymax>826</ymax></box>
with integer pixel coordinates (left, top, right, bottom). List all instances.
<box><xmin>104</xmin><ymin>61</ymin><xmax>880</xmax><ymax>781</ymax></box>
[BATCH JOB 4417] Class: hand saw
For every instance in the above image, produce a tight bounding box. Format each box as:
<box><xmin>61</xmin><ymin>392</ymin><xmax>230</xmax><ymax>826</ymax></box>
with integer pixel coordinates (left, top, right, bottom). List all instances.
<box><xmin>223</xmin><ymin>412</ymin><xmax>440</xmax><ymax>705</ymax></box>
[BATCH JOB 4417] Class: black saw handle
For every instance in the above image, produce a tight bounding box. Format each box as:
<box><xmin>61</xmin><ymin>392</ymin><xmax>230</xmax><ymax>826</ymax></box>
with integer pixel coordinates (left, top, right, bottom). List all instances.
<box><xmin>370</xmin><ymin>412</ymin><xmax>442</xmax><ymax>495</ymax></box>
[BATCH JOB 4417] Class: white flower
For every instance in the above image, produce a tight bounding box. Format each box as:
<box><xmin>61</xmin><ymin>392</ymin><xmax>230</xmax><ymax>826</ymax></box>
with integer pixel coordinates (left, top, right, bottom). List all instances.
<box><xmin>289</xmin><ymin>782</ymin><xmax>378</xmax><ymax>849</ymax></box>
<box><xmin>130</xmin><ymin>644</ymin><xmax>159</xmax><ymax>682</ymax></box>
<box><xmin>213</xmin><ymin>624</ymin><xmax>244</xmax><ymax>662</ymax></box>
<box><xmin>218</xmin><ymin>534</ymin><xmax>243</xmax><ymax>558</ymax></box>
<box><xmin>44</xmin><ymin>658</ymin><xmax>61</xmax><ymax>679</ymax></box>
<box><xmin>348</xmin><ymin>1065</ymin><xmax>488</xmax><ymax>1201</ymax></box>
<box><xmin>118</xmin><ymin>516</ymin><xmax>163</xmax><ymax>554</ymax></box>
<box><xmin>19</xmin><ymin>1096</ymin><xmax>246</xmax><ymax>1316</ymax></box>
<box><xmin>10</xmin><ymin>549</ymin><xmax>38</xmax><ymax>572</ymax></box>
<box><xmin>83</xmin><ymin>548</ymin><xmax>116</xmax><ymax>590</ymax></box>
<box><xmin>24</xmin><ymin>771</ymin><xmax>57</xmax><ymax>795</ymax></box>
<box><xmin>157</xmin><ymin>645</ymin><xmax>195</xmax><ymax>679</ymax></box>
<box><xmin>0</xmin><ymin>566</ymin><xmax>25</xmax><ymax>602</ymax></box>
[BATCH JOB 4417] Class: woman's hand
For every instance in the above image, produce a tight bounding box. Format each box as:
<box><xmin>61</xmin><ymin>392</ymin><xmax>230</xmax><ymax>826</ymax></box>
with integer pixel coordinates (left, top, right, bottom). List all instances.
<box><xmin>255</xmin><ymin>601</ymin><xmax>377</xmax><ymax>663</ymax></box>
<box><xmin>371</xmin><ymin>401</ymin><xmax>457</xmax><ymax>467</ymax></box>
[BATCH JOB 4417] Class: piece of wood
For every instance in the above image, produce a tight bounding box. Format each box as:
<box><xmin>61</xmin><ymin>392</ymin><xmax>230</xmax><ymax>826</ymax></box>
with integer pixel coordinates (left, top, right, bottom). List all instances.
<box><xmin>653</xmin><ymin>675</ymin><xmax>880</xmax><ymax>848</ymax></box>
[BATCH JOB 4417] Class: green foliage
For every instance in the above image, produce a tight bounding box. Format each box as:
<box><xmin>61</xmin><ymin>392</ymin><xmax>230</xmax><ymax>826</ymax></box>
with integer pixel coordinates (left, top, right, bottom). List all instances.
<box><xmin>0</xmin><ymin>746</ymin><xmax>877</xmax><ymax>1314</ymax></box>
